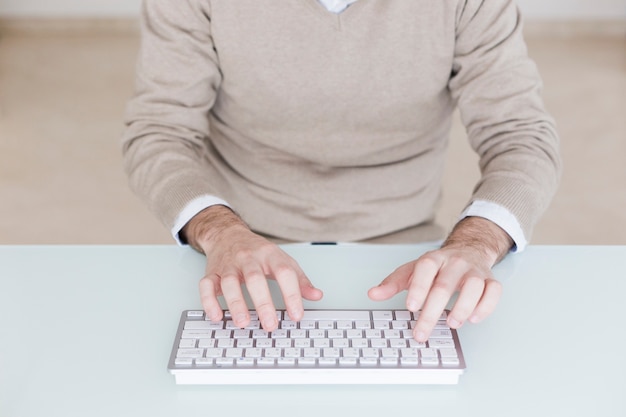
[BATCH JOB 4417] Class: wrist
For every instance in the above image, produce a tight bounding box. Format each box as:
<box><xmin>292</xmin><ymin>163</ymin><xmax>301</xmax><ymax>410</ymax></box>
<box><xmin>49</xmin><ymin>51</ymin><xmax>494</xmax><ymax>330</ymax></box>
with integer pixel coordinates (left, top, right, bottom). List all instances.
<box><xmin>182</xmin><ymin>205</ymin><xmax>249</xmax><ymax>254</ymax></box>
<box><xmin>442</xmin><ymin>216</ymin><xmax>514</xmax><ymax>266</ymax></box>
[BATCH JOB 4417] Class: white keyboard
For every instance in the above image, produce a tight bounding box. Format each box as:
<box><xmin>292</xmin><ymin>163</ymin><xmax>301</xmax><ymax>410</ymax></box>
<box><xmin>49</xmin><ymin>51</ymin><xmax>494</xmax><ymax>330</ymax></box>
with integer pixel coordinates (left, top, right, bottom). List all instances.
<box><xmin>168</xmin><ymin>309</ymin><xmax>466</xmax><ymax>385</ymax></box>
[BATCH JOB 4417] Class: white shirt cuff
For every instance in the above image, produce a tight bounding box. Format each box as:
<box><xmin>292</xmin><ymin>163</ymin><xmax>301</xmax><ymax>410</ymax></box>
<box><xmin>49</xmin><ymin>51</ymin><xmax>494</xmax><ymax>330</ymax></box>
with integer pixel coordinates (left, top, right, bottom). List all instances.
<box><xmin>460</xmin><ymin>200</ymin><xmax>527</xmax><ymax>252</ymax></box>
<box><xmin>171</xmin><ymin>195</ymin><xmax>231</xmax><ymax>245</ymax></box>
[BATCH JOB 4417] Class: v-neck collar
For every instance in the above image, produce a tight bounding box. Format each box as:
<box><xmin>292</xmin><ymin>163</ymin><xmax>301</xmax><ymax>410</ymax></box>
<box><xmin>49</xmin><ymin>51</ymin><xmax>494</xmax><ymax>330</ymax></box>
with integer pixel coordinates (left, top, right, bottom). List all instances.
<box><xmin>303</xmin><ymin>0</ymin><xmax>368</xmax><ymax>29</ymax></box>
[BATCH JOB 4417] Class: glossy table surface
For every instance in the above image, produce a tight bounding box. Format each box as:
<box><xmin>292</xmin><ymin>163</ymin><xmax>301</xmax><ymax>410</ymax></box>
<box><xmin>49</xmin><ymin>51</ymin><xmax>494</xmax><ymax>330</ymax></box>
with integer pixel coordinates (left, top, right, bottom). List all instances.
<box><xmin>1</xmin><ymin>244</ymin><xmax>625</xmax><ymax>417</ymax></box>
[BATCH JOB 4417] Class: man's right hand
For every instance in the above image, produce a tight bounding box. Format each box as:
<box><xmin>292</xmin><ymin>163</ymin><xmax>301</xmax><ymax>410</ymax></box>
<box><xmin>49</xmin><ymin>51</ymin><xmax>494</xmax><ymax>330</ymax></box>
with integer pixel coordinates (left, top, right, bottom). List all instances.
<box><xmin>182</xmin><ymin>205</ymin><xmax>323</xmax><ymax>332</ymax></box>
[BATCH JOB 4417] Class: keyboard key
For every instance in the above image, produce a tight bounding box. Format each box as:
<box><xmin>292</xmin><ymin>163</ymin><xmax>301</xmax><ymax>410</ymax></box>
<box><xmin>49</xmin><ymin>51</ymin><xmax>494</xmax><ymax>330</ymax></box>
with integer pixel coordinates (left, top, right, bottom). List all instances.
<box><xmin>277</xmin><ymin>358</ymin><xmax>296</xmax><ymax>366</ymax></box>
<box><xmin>175</xmin><ymin>358</ymin><xmax>193</xmax><ymax>366</ymax></box>
<box><xmin>236</xmin><ymin>339</ymin><xmax>254</xmax><ymax>348</ymax></box>
<box><xmin>351</xmin><ymin>339</ymin><xmax>368</xmax><ymax>348</ymax></box>
<box><xmin>225</xmin><ymin>348</ymin><xmax>243</xmax><ymax>358</ymax></box>
<box><xmin>176</xmin><ymin>348</ymin><xmax>203</xmax><ymax>358</ymax></box>
<box><xmin>195</xmin><ymin>358</ymin><xmax>213</xmax><ymax>366</ymax></box>
<box><xmin>391</xmin><ymin>320</ymin><xmax>409</xmax><ymax>330</ymax></box>
<box><xmin>394</xmin><ymin>311</ymin><xmax>411</xmax><ymax>321</ymax></box>
<box><xmin>298</xmin><ymin>358</ymin><xmax>316</xmax><ymax>366</ymax></box>
<box><xmin>299</xmin><ymin>320</ymin><xmax>316</xmax><ymax>329</ymax></box>
<box><xmin>372</xmin><ymin>311</ymin><xmax>393</xmax><ymax>320</ymax></box>
<box><xmin>245</xmin><ymin>348</ymin><xmax>262</xmax><ymax>358</ymax></box>
<box><xmin>359</xmin><ymin>358</ymin><xmax>378</xmax><ymax>366</ymax></box>
<box><xmin>198</xmin><ymin>338</ymin><xmax>216</xmax><ymax>348</ymax></box>
<box><xmin>319</xmin><ymin>358</ymin><xmax>337</xmax><ymax>366</ymax></box>
<box><xmin>342</xmin><ymin>348</ymin><xmax>360</xmax><ymax>358</ymax></box>
<box><xmin>380</xmin><ymin>358</ymin><xmax>398</xmax><ymax>366</ymax></box>
<box><xmin>257</xmin><ymin>357</ymin><xmax>275</xmax><ymax>366</ymax></box>
<box><xmin>381</xmin><ymin>348</ymin><xmax>399</xmax><ymax>358</ymax></box>
<box><xmin>290</xmin><ymin>329</ymin><xmax>307</xmax><ymax>338</ymax></box>
<box><xmin>215</xmin><ymin>358</ymin><xmax>234</xmax><ymax>367</ymax></box>
<box><xmin>323</xmin><ymin>348</ymin><xmax>341</xmax><ymax>358</ymax></box>
<box><xmin>429</xmin><ymin>339</ymin><xmax>455</xmax><ymax>349</ymax></box>
<box><xmin>401</xmin><ymin>348</ymin><xmax>419</xmax><ymax>358</ymax></box>
<box><xmin>274</xmin><ymin>339</ymin><xmax>292</xmax><ymax>348</ymax></box>
<box><xmin>181</xmin><ymin>330</ymin><xmax>211</xmax><ymax>339</ymax></box>
<box><xmin>284</xmin><ymin>348</ymin><xmax>300</xmax><ymax>358</ymax></box>
<box><xmin>255</xmin><ymin>339</ymin><xmax>273</xmax><ymax>348</ymax></box>
<box><xmin>184</xmin><ymin>321</ymin><xmax>213</xmax><ymax>330</ymax></box>
<box><xmin>346</xmin><ymin>329</ymin><xmax>363</xmax><ymax>338</ymax></box>
<box><xmin>400</xmin><ymin>357</ymin><xmax>419</xmax><ymax>366</ymax></box>
<box><xmin>370</xmin><ymin>339</ymin><xmax>387</xmax><ymax>348</ymax></box>
<box><xmin>237</xmin><ymin>358</ymin><xmax>255</xmax><ymax>366</ymax></box>
<box><xmin>179</xmin><ymin>339</ymin><xmax>197</xmax><ymax>348</ymax></box>
<box><xmin>294</xmin><ymin>339</ymin><xmax>311</xmax><ymax>348</ymax></box>
<box><xmin>217</xmin><ymin>339</ymin><xmax>234</xmax><ymax>348</ymax></box>
<box><xmin>318</xmin><ymin>320</ymin><xmax>334</xmax><ymax>330</ymax></box>
<box><xmin>309</xmin><ymin>329</ymin><xmax>325</xmax><ymax>339</ymax></box>
<box><xmin>354</xmin><ymin>320</ymin><xmax>372</xmax><ymax>329</ymax></box>
<box><xmin>442</xmin><ymin>357</ymin><xmax>460</xmax><ymax>366</ymax></box>
<box><xmin>300</xmin><ymin>311</ymin><xmax>370</xmax><ymax>321</ymax></box>
<box><xmin>205</xmin><ymin>348</ymin><xmax>223</xmax><ymax>358</ymax></box>
<box><xmin>233</xmin><ymin>330</ymin><xmax>251</xmax><ymax>339</ymax></box>
<box><xmin>429</xmin><ymin>329</ymin><xmax>453</xmax><ymax>339</ymax></box>
<box><xmin>336</xmin><ymin>320</ymin><xmax>353</xmax><ymax>329</ymax></box>
<box><xmin>362</xmin><ymin>348</ymin><xmax>379</xmax><ymax>358</ymax></box>
<box><xmin>214</xmin><ymin>330</ymin><xmax>232</xmax><ymax>339</ymax></box>
<box><xmin>264</xmin><ymin>348</ymin><xmax>282</xmax><ymax>358</ymax></box>
<box><xmin>438</xmin><ymin>348</ymin><xmax>459</xmax><ymax>358</ymax></box>
<box><xmin>339</xmin><ymin>357</ymin><xmax>358</xmax><ymax>366</ymax></box>
<box><xmin>331</xmin><ymin>338</ymin><xmax>349</xmax><ymax>348</ymax></box>
<box><xmin>421</xmin><ymin>357</ymin><xmax>440</xmax><ymax>366</ymax></box>
<box><xmin>303</xmin><ymin>348</ymin><xmax>321</xmax><ymax>358</ymax></box>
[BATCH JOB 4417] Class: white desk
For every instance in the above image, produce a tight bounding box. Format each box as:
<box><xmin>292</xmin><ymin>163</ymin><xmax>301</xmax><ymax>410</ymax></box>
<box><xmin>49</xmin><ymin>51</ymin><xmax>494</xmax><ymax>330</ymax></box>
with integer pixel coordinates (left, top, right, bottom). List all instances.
<box><xmin>1</xmin><ymin>244</ymin><xmax>625</xmax><ymax>416</ymax></box>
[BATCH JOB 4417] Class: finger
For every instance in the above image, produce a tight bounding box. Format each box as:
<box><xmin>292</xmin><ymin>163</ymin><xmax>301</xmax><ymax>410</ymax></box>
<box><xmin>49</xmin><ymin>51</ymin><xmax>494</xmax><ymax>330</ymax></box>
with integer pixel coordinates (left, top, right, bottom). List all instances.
<box><xmin>405</xmin><ymin>255</ymin><xmax>442</xmax><ymax>312</ymax></box>
<box><xmin>199</xmin><ymin>274</ymin><xmax>224</xmax><ymax>322</ymax></box>
<box><xmin>469</xmin><ymin>278</ymin><xmax>502</xmax><ymax>324</ymax></box>
<box><xmin>241</xmin><ymin>263</ymin><xmax>279</xmax><ymax>331</ymax></box>
<box><xmin>368</xmin><ymin>262</ymin><xmax>415</xmax><ymax>301</ymax></box>
<box><xmin>298</xmin><ymin>273</ymin><xmax>324</xmax><ymax>302</ymax></box>
<box><xmin>269</xmin><ymin>262</ymin><xmax>306</xmax><ymax>322</ymax></box>
<box><xmin>412</xmin><ymin>262</ymin><xmax>461</xmax><ymax>342</ymax></box>
<box><xmin>447</xmin><ymin>275</ymin><xmax>485</xmax><ymax>329</ymax></box>
<box><xmin>219</xmin><ymin>271</ymin><xmax>250</xmax><ymax>328</ymax></box>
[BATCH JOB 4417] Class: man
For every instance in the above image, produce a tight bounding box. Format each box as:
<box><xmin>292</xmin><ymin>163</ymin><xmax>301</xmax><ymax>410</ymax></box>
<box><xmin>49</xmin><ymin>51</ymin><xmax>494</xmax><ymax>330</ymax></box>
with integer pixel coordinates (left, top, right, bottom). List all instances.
<box><xmin>122</xmin><ymin>0</ymin><xmax>561</xmax><ymax>342</ymax></box>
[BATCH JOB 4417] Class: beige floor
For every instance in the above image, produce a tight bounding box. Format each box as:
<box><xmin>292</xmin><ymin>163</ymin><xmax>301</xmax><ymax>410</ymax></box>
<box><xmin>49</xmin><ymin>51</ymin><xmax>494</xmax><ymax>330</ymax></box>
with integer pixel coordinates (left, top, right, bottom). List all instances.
<box><xmin>0</xmin><ymin>24</ymin><xmax>625</xmax><ymax>245</ymax></box>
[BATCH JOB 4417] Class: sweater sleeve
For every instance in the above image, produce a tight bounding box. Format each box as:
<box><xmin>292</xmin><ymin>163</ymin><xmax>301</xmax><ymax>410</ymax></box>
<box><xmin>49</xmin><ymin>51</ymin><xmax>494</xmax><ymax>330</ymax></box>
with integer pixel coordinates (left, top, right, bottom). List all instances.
<box><xmin>449</xmin><ymin>0</ymin><xmax>562</xmax><ymax>241</ymax></box>
<box><xmin>121</xmin><ymin>0</ymin><xmax>222</xmax><ymax>230</ymax></box>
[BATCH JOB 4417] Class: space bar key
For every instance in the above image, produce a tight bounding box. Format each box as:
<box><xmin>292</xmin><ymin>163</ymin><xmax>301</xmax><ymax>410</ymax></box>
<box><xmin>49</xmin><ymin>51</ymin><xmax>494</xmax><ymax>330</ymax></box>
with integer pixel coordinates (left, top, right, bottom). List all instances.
<box><xmin>299</xmin><ymin>310</ymin><xmax>371</xmax><ymax>321</ymax></box>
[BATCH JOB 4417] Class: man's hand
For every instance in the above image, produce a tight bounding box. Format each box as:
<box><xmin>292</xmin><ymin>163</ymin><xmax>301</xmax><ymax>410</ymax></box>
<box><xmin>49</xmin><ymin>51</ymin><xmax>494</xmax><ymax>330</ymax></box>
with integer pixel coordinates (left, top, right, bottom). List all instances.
<box><xmin>182</xmin><ymin>205</ymin><xmax>323</xmax><ymax>332</ymax></box>
<box><xmin>368</xmin><ymin>216</ymin><xmax>513</xmax><ymax>342</ymax></box>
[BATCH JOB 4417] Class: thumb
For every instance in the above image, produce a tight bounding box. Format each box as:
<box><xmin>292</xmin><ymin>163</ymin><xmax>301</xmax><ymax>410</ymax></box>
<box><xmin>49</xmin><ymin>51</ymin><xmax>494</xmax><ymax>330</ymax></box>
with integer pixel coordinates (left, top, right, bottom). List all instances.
<box><xmin>367</xmin><ymin>262</ymin><xmax>415</xmax><ymax>301</ymax></box>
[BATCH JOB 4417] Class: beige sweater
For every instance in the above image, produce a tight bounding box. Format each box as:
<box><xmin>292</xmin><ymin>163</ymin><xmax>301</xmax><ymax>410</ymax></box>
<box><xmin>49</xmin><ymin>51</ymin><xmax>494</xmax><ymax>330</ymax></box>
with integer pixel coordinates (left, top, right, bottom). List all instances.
<box><xmin>122</xmin><ymin>0</ymin><xmax>561</xmax><ymax>243</ymax></box>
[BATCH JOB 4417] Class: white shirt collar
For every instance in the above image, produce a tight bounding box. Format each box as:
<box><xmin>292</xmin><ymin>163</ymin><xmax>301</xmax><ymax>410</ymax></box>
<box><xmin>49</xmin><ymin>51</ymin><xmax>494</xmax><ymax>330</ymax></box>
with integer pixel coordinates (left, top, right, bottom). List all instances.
<box><xmin>318</xmin><ymin>0</ymin><xmax>359</xmax><ymax>14</ymax></box>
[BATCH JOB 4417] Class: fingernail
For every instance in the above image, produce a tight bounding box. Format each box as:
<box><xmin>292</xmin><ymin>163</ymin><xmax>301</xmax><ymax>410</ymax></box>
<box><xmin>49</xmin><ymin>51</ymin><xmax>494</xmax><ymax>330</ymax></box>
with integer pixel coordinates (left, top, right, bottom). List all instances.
<box><xmin>235</xmin><ymin>313</ymin><xmax>248</xmax><ymax>326</ymax></box>
<box><xmin>263</xmin><ymin>316</ymin><xmax>278</xmax><ymax>331</ymax></box>
<box><xmin>206</xmin><ymin>310</ymin><xmax>218</xmax><ymax>322</ymax></box>
<box><xmin>414</xmin><ymin>330</ymin><xmax>427</xmax><ymax>342</ymax></box>
<box><xmin>448</xmin><ymin>318</ymin><xmax>462</xmax><ymax>329</ymax></box>
<box><xmin>289</xmin><ymin>309</ymin><xmax>303</xmax><ymax>321</ymax></box>
<box><xmin>469</xmin><ymin>315</ymin><xmax>481</xmax><ymax>324</ymax></box>
<box><xmin>407</xmin><ymin>300</ymin><xmax>419</xmax><ymax>311</ymax></box>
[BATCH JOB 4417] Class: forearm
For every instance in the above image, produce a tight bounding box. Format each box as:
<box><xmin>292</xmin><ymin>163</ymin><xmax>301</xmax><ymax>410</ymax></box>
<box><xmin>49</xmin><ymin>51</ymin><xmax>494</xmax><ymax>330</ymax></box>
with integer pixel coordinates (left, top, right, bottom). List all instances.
<box><xmin>442</xmin><ymin>216</ymin><xmax>514</xmax><ymax>266</ymax></box>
